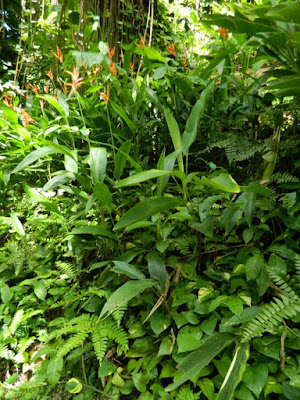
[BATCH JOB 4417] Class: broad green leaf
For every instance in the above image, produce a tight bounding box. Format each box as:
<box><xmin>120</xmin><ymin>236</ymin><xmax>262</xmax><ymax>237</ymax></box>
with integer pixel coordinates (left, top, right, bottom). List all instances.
<box><xmin>164</xmin><ymin>107</ymin><xmax>184</xmax><ymax>172</ymax></box>
<box><xmin>90</xmin><ymin>147</ymin><xmax>107</xmax><ymax>184</ymax></box>
<box><xmin>73</xmin><ymin>51</ymin><xmax>103</xmax><ymax>67</ymax></box>
<box><xmin>198</xmin><ymin>378</ymin><xmax>215</xmax><ymax>400</ymax></box>
<box><xmin>11</xmin><ymin>212</ymin><xmax>25</xmax><ymax>236</ymax></box>
<box><xmin>94</xmin><ymin>182</ymin><xmax>113</xmax><ymax>211</ymax></box>
<box><xmin>221</xmin><ymin>207</ymin><xmax>243</xmax><ymax>235</ymax></box>
<box><xmin>114</xmin><ymin>140</ymin><xmax>131</xmax><ymax>180</ymax></box>
<box><xmin>70</xmin><ymin>226</ymin><xmax>116</xmax><ymax>240</ymax></box>
<box><xmin>147</xmin><ymin>251</ymin><xmax>167</xmax><ymax>291</ymax></box>
<box><xmin>216</xmin><ymin>342</ymin><xmax>250</xmax><ymax>400</ymax></box>
<box><xmin>64</xmin><ymin>151</ymin><xmax>78</xmax><ymax>173</ymax></box>
<box><xmin>267</xmin><ymin>2</ymin><xmax>300</xmax><ymax>24</ymax></box>
<box><xmin>157</xmin><ymin>150</ymin><xmax>177</xmax><ymax>197</ymax></box>
<box><xmin>203</xmin><ymin>15</ymin><xmax>279</xmax><ymax>34</ymax></box>
<box><xmin>38</xmin><ymin>94</ymin><xmax>67</xmax><ymax>117</ymax></box>
<box><xmin>115</xmin><ymin>169</ymin><xmax>170</xmax><ymax>188</ymax></box>
<box><xmin>112</xmin><ymin>261</ymin><xmax>145</xmax><ymax>280</ymax></box>
<box><xmin>100</xmin><ymin>279</ymin><xmax>156</xmax><ymax>318</ymax></box>
<box><xmin>12</xmin><ymin>147</ymin><xmax>57</xmax><ymax>174</ymax></box>
<box><xmin>268</xmin><ymin>253</ymin><xmax>287</xmax><ymax>278</ymax></box>
<box><xmin>190</xmin><ymin>217</ymin><xmax>214</xmax><ymax>237</ymax></box>
<box><xmin>153</xmin><ymin>66</ymin><xmax>167</xmax><ymax>80</ymax></box>
<box><xmin>165</xmin><ymin>333</ymin><xmax>235</xmax><ymax>391</ymax></box>
<box><xmin>43</xmin><ymin>172</ymin><xmax>75</xmax><ymax>191</ymax></box>
<box><xmin>242</xmin><ymin>362</ymin><xmax>268</xmax><ymax>398</ymax></box>
<box><xmin>145</xmin><ymin>87</ymin><xmax>164</xmax><ymax>112</ymax></box>
<box><xmin>144</xmin><ymin>46</ymin><xmax>164</xmax><ymax>62</ymax></box>
<box><xmin>202</xmin><ymin>173</ymin><xmax>240</xmax><ymax>193</ymax></box>
<box><xmin>110</xmin><ymin>101</ymin><xmax>136</xmax><ymax>134</ymax></box>
<box><xmin>182</xmin><ymin>81</ymin><xmax>214</xmax><ymax>154</ymax></box>
<box><xmin>150</xmin><ymin>313</ymin><xmax>171</xmax><ymax>336</ymax></box>
<box><xmin>23</xmin><ymin>184</ymin><xmax>62</xmax><ymax>217</ymax></box>
<box><xmin>1</xmin><ymin>284</ymin><xmax>13</xmax><ymax>303</ymax></box>
<box><xmin>243</xmin><ymin>192</ymin><xmax>256</xmax><ymax>226</ymax></box>
<box><xmin>34</xmin><ymin>280</ymin><xmax>47</xmax><ymax>301</ymax></box>
<box><xmin>245</xmin><ymin>253</ymin><xmax>264</xmax><ymax>281</ymax></box>
<box><xmin>114</xmin><ymin>197</ymin><xmax>185</xmax><ymax>230</ymax></box>
<box><xmin>47</xmin><ymin>357</ymin><xmax>63</xmax><ymax>385</ymax></box>
<box><xmin>227</xmin><ymin>295</ymin><xmax>243</xmax><ymax>316</ymax></box>
<box><xmin>0</xmin><ymin>102</ymin><xmax>18</xmax><ymax>124</ymax></box>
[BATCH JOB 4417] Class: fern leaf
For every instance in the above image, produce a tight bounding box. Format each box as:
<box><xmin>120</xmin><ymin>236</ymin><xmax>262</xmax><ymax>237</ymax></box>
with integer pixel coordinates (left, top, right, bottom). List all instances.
<box><xmin>56</xmin><ymin>331</ymin><xmax>89</xmax><ymax>358</ymax></box>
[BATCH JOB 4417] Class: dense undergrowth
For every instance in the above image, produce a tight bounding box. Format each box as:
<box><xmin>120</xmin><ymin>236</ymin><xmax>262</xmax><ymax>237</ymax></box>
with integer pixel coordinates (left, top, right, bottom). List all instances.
<box><xmin>0</xmin><ymin>1</ymin><xmax>300</xmax><ymax>399</ymax></box>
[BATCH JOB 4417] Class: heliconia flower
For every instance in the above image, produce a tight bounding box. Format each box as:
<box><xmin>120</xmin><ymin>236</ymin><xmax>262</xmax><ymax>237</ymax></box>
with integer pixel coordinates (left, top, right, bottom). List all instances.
<box><xmin>18</xmin><ymin>104</ymin><xmax>34</xmax><ymax>127</ymax></box>
<box><xmin>219</xmin><ymin>28</ymin><xmax>229</xmax><ymax>40</ymax></box>
<box><xmin>44</xmin><ymin>85</ymin><xmax>49</xmax><ymax>94</ymax></box>
<box><xmin>26</xmin><ymin>94</ymin><xmax>30</xmax><ymax>100</ymax></box>
<box><xmin>32</xmin><ymin>85</ymin><xmax>39</xmax><ymax>95</ymax></box>
<box><xmin>130</xmin><ymin>61</ymin><xmax>134</xmax><ymax>72</ymax></box>
<box><xmin>51</xmin><ymin>46</ymin><xmax>63</xmax><ymax>63</ymax></box>
<box><xmin>136</xmin><ymin>37</ymin><xmax>145</xmax><ymax>51</ymax></box>
<box><xmin>99</xmin><ymin>85</ymin><xmax>109</xmax><ymax>104</ymax></box>
<box><xmin>66</xmin><ymin>66</ymin><xmax>84</xmax><ymax>90</ymax></box>
<box><xmin>181</xmin><ymin>56</ymin><xmax>187</xmax><ymax>68</ymax></box>
<box><xmin>166</xmin><ymin>42</ymin><xmax>175</xmax><ymax>57</ymax></box>
<box><xmin>25</xmin><ymin>83</ymin><xmax>30</xmax><ymax>90</ymax></box>
<box><xmin>46</xmin><ymin>69</ymin><xmax>53</xmax><ymax>80</ymax></box>
<box><xmin>40</xmin><ymin>100</ymin><xmax>45</xmax><ymax>111</ymax></box>
<box><xmin>54</xmin><ymin>94</ymin><xmax>58</xmax><ymax>100</ymax></box>
<box><xmin>107</xmin><ymin>61</ymin><xmax>117</xmax><ymax>76</ymax></box>
<box><xmin>64</xmin><ymin>84</ymin><xmax>68</xmax><ymax>94</ymax></box>
<box><xmin>108</xmin><ymin>47</ymin><xmax>115</xmax><ymax>60</ymax></box>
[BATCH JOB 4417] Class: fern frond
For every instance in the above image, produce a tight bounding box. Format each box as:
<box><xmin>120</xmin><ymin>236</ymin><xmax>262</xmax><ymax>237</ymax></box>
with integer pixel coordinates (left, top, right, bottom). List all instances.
<box><xmin>102</xmin><ymin>319</ymin><xmax>129</xmax><ymax>354</ymax></box>
<box><xmin>241</xmin><ymin>295</ymin><xmax>300</xmax><ymax>342</ymax></box>
<box><xmin>111</xmin><ymin>304</ymin><xmax>128</xmax><ymax>326</ymax></box>
<box><xmin>55</xmin><ymin>260</ymin><xmax>76</xmax><ymax>279</ymax></box>
<box><xmin>267</xmin><ymin>267</ymin><xmax>299</xmax><ymax>302</ymax></box>
<box><xmin>56</xmin><ymin>331</ymin><xmax>89</xmax><ymax>358</ymax></box>
<box><xmin>9</xmin><ymin>310</ymin><xmax>24</xmax><ymax>335</ymax></box>
<box><xmin>270</xmin><ymin>172</ymin><xmax>299</xmax><ymax>184</ymax></box>
<box><xmin>91</xmin><ymin>324</ymin><xmax>108</xmax><ymax>364</ymax></box>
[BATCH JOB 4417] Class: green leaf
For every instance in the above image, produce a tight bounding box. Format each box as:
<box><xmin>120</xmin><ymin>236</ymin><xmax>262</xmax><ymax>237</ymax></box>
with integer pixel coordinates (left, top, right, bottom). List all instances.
<box><xmin>23</xmin><ymin>184</ymin><xmax>62</xmax><ymax>217</ymax></box>
<box><xmin>144</xmin><ymin>46</ymin><xmax>164</xmax><ymax>62</ymax></box>
<box><xmin>165</xmin><ymin>333</ymin><xmax>235</xmax><ymax>391</ymax></box>
<box><xmin>34</xmin><ymin>280</ymin><xmax>47</xmax><ymax>301</ymax></box>
<box><xmin>149</xmin><ymin>313</ymin><xmax>171</xmax><ymax>335</ymax></box>
<box><xmin>38</xmin><ymin>94</ymin><xmax>67</xmax><ymax>117</ymax></box>
<box><xmin>114</xmin><ymin>197</ymin><xmax>185</xmax><ymax>230</ymax></box>
<box><xmin>268</xmin><ymin>253</ymin><xmax>287</xmax><ymax>278</ymax></box>
<box><xmin>90</xmin><ymin>147</ymin><xmax>107</xmax><ymax>184</ymax></box>
<box><xmin>227</xmin><ymin>296</ymin><xmax>243</xmax><ymax>316</ymax></box>
<box><xmin>242</xmin><ymin>362</ymin><xmax>268</xmax><ymax>398</ymax></box>
<box><xmin>203</xmin><ymin>15</ymin><xmax>279</xmax><ymax>34</ymax></box>
<box><xmin>190</xmin><ymin>217</ymin><xmax>214</xmax><ymax>237</ymax></box>
<box><xmin>182</xmin><ymin>81</ymin><xmax>214</xmax><ymax>154</ymax></box>
<box><xmin>153</xmin><ymin>66</ymin><xmax>167</xmax><ymax>80</ymax></box>
<box><xmin>115</xmin><ymin>170</ymin><xmax>171</xmax><ymax>188</ymax></box>
<box><xmin>164</xmin><ymin>107</ymin><xmax>184</xmax><ymax>172</ymax></box>
<box><xmin>11</xmin><ymin>212</ymin><xmax>25</xmax><ymax>236</ymax></box>
<box><xmin>113</xmin><ymin>140</ymin><xmax>131</xmax><ymax>180</ymax></box>
<box><xmin>70</xmin><ymin>226</ymin><xmax>116</xmax><ymax>240</ymax></box>
<box><xmin>216</xmin><ymin>342</ymin><xmax>250</xmax><ymax>400</ymax></box>
<box><xmin>245</xmin><ymin>253</ymin><xmax>264</xmax><ymax>281</ymax></box>
<box><xmin>43</xmin><ymin>172</ymin><xmax>75</xmax><ymax>191</ymax></box>
<box><xmin>64</xmin><ymin>151</ymin><xmax>78</xmax><ymax>173</ymax></box>
<box><xmin>110</xmin><ymin>101</ymin><xmax>136</xmax><ymax>134</ymax></box>
<box><xmin>133</xmin><ymin>372</ymin><xmax>149</xmax><ymax>392</ymax></box>
<box><xmin>100</xmin><ymin>279</ymin><xmax>155</xmax><ymax>318</ymax></box>
<box><xmin>243</xmin><ymin>192</ymin><xmax>256</xmax><ymax>226</ymax></box>
<box><xmin>202</xmin><ymin>173</ymin><xmax>240</xmax><ymax>193</ymax></box>
<box><xmin>198</xmin><ymin>378</ymin><xmax>215</xmax><ymax>400</ymax></box>
<box><xmin>112</xmin><ymin>261</ymin><xmax>145</xmax><ymax>280</ymax></box>
<box><xmin>47</xmin><ymin>357</ymin><xmax>63</xmax><ymax>385</ymax></box>
<box><xmin>12</xmin><ymin>147</ymin><xmax>57</xmax><ymax>174</ymax></box>
<box><xmin>1</xmin><ymin>284</ymin><xmax>13</xmax><ymax>303</ymax></box>
<box><xmin>0</xmin><ymin>102</ymin><xmax>18</xmax><ymax>124</ymax></box>
<box><xmin>94</xmin><ymin>182</ymin><xmax>113</xmax><ymax>211</ymax></box>
<box><xmin>147</xmin><ymin>251</ymin><xmax>167</xmax><ymax>291</ymax></box>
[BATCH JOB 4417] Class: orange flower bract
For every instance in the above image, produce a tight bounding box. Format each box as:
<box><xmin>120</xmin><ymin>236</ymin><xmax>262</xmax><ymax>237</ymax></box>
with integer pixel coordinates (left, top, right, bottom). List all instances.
<box><xmin>51</xmin><ymin>46</ymin><xmax>63</xmax><ymax>63</ymax></box>
<box><xmin>66</xmin><ymin>66</ymin><xmax>84</xmax><ymax>90</ymax></box>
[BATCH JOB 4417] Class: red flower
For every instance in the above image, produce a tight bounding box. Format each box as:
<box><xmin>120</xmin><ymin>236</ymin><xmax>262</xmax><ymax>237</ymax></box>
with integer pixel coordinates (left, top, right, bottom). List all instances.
<box><xmin>46</xmin><ymin>69</ymin><xmax>53</xmax><ymax>80</ymax></box>
<box><xmin>99</xmin><ymin>85</ymin><xmax>109</xmax><ymax>104</ymax></box>
<box><xmin>136</xmin><ymin>37</ymin><xmax>145</xmax><ymax>51</ymax></box>
<box><xmin>107</xmin><ymin>61</ymin><xmax>117</xmax><ymax>76</ymax></box>
<box><xmin>51</xmin><ymin>46</ymin><xmax>63</xmax><ymax>63</ymax></box>
<box><xmin>108</xmin><ymin>47</ymin><xmax>115</xmax><ymax>60</ymax></box>
<box><xmin>166</xmin><ymin>42</ymin><xmax>175</xmax><ymax>57</ymax></box>
<box><xmin>219</xmin><ymin>28</ymin><xmax>229</xmax><ymax>40</ymax></box>
<box><xmin>66</xmin><ymin>66</ymin><xmax>84</xmax><ymax>90</ymax></box>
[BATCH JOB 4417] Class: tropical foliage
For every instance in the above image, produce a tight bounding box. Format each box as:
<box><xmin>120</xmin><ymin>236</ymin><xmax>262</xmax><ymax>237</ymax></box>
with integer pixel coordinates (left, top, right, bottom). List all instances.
<box><xmin>0</xmin><ymin>0</ymin><xmax>299</xmax><ymax>399</ymax></box>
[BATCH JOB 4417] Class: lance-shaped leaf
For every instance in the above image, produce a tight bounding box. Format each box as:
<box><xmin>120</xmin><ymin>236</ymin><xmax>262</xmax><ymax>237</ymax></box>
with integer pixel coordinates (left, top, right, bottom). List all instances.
<box><xmin>90</xmin><ymin>147</ymin><xmax>107</xmax><ymax>184</ymax></box>
<box><xmin>202</xmin><ymin>173</ymin><xmax>240</xmax><ymax>193</ymax></box>
<box><xmin>115</xmin><ymin>169</ymin><xmax>171</xmax><ymax>188</ymax></box>
<box><xmin>114</xmin><ymin>140</ymin><xmax>132</xmax><ymax>180</ymax></box>
<box><xmin>114</xmin><ymin>197</ymin><xmax>185</xmax><ymax>230</ymax></box>
<box><xmin>110</xmin><ymin>101</ymin><xmax>136</xmax><ymax>134</ymax></box>
<box><xmin>216</xmin><ymin>342</ymin><xmax>250</xmax><ymax>400</ymax></box>
<box><xmin>165</xmin><ymin>333</ymin><xmax>235</xmax><ymax>391</ymax></box>
<box><xmin>164</xmin><ymin>108</ymin><xmax>184</xmax><ymax>173</ymax></box>
<box><xmin>12</xmin><ymin>147</ymin><xmax>57</xmax><ymax>174</ymax></box>
<box><xmin>23</xmin><ymin>184</ymin><xmax>62</xmax><ymax>217</ymax></box>
<box><xmin>100</xmin><ymin>279</ymin><xmax>156</xmax><ymax>318</ymax></box>
<box><xmin>69</xmin><ymin>226</ymin><xmax>116</xmax><ymax>240</ymax></box>
<box><xmin>182</xmin><ymin>81</ymin><xmax>214</xmax><ymax>154</ymax></box>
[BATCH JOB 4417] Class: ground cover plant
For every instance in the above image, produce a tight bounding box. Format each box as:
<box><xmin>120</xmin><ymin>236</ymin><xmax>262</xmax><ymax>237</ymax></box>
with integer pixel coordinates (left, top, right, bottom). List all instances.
<box><xmin>0</xmin><ymin>0</ymin><xmax>300</xmax><ymax>399</ymax></box>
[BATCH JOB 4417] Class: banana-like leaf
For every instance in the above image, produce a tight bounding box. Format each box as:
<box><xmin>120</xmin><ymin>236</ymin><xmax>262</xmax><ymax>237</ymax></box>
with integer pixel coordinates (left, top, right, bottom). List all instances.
<box><xmin>115</xmin><ymin>169</ymin><xmax>171</xmax><ymax>188</ymax></box>
<box><xmin>114</xmin><ymin>197</ymin><xmax>185</xmax><ymax>230</ymax></box>
<box><xmin>202</xmin><ymin>173</ymin><xmax>240</xmax><ymax>193</ymax></box>
<box><xmin>216</xmin><ymin>342</ymin><xmax>250</xmax><ymax>400</ymax></box>
<box><xmin>165</xmin><ymin>333</ymin><xmax>235</xmax><ymax>391</ymax></box>
<box><xmin>90</xmin><ymin>147</ymin><xmax>107</xmax><ymax>184</ymax></box>
<box><xmin>164</xmin><ymin>108</ymin><xmax>184</xmax><ymax>173</ymax></box>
